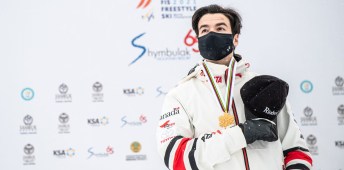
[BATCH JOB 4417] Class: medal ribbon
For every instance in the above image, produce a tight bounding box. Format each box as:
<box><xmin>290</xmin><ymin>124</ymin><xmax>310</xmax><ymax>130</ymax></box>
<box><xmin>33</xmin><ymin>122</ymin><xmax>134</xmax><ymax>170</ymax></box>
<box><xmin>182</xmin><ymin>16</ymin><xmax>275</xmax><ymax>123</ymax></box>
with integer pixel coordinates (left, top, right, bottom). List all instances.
<box><xmin>201</xmin><ymin>57</ymin><xmax>237</xmax><ymax>114</ymax></box>
<box><xmin>202</xmin><ymin>58</ymin><xmax>250</xmax><ymax>170</ymax></box>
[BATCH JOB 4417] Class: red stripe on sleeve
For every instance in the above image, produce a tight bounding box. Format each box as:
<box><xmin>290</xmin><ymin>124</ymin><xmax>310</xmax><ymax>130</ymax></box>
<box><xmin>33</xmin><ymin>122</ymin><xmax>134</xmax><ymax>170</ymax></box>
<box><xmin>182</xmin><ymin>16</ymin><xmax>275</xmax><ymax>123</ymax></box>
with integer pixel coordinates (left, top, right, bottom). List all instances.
<box><xmin>284</xmin><ymin>150</ymin><xmax>312</xmax><ymax>166</ymax></box>
<box><xmin>173</xmin><ymin>138</ymin><xmax>191</xmax><ymax>170</ymax></box>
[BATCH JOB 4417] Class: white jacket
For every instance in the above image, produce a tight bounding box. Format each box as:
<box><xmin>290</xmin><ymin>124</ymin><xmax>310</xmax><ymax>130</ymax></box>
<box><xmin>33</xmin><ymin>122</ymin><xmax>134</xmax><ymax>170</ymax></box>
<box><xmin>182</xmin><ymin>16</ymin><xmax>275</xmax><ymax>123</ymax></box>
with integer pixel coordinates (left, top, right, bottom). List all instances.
<box><xmin>157</xmin><ymin>57</ymin><xmax>312</xmax><ymax>170</ymax></box>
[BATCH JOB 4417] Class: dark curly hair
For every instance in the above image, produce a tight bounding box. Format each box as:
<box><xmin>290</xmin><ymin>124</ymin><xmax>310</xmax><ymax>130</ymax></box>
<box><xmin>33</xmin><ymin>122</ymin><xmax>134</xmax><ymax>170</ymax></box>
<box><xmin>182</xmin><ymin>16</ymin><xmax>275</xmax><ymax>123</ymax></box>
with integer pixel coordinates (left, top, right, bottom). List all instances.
<box><xmin>192</xmin><ymin>4</ymin><xmax>242</xmax><ymax>36</ymax></box>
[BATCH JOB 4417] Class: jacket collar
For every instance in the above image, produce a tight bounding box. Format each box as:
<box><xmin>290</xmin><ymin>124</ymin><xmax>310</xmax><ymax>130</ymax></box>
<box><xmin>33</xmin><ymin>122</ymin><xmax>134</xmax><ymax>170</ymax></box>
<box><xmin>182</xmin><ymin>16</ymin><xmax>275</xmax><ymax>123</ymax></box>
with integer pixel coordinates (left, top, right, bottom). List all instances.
<box><xmin>179</xmin><ymin>57</ymin><xmax>250</xmax><ymax>85</ymax></box>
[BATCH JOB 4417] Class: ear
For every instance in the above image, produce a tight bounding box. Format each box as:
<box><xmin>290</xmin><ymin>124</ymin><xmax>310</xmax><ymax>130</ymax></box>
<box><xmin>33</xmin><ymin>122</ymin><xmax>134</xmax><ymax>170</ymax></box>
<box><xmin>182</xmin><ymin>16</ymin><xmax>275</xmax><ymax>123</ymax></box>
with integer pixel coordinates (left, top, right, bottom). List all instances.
<box><xmin>233</xmin><ymin>34</ymin><xmax>239</xmax><ymax>47</ymax></box>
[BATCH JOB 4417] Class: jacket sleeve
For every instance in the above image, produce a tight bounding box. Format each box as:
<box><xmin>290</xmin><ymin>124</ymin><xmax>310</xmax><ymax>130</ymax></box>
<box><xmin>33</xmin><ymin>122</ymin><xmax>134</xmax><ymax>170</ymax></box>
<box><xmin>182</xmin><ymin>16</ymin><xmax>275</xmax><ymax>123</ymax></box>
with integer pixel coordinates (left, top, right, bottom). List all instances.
<box><xmin>157</xmin><ymin>92</ymin><xmax>247</xmax><ymax>170</ymax></box>
<box><xmin>278</xmin><ymin>101</ymin><xmax>313</xmax><ymax>170</ymax></box>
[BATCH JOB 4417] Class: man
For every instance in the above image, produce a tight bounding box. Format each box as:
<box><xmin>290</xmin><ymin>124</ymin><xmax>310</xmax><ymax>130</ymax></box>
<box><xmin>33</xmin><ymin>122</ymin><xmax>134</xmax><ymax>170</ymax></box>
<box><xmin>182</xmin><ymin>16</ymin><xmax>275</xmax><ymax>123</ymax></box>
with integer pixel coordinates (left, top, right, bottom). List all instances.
<box><xmin>157</xmin><ymin>4</ymin><xmax>312</xmax><ymax>170</ymax></box>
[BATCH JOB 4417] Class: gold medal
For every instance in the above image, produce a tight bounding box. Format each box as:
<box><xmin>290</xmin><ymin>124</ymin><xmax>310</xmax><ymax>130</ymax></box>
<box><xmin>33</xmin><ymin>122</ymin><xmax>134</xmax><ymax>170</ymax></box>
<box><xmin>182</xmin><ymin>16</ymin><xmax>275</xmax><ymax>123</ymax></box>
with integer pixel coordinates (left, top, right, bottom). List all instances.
<box><xmin>202</xmin><ymin>58</ymin><xmax>237</xmax><ymax>129</ymax></box>
<box><xmin>219</xmin><ymin>112</ymin><xmax>235</xmax><ymax>128</ymax></box>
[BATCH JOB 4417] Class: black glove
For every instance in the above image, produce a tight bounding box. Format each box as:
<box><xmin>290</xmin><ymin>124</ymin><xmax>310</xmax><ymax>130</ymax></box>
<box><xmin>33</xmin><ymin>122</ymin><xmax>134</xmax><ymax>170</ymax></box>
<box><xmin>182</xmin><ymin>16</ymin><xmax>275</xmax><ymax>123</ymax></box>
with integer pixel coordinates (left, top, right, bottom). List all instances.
<box><xmin>238</xmin><ymin>119</ymin><xmax>278</xmax><ymax>144</ymax></box>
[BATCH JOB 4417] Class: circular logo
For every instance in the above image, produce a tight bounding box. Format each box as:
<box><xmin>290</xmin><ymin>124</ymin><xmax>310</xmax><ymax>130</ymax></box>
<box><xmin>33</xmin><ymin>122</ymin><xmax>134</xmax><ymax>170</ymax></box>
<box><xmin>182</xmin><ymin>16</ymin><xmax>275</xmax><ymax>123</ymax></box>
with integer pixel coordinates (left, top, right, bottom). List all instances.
<box><xmin>136</xmin><ymin>87</ymin><xmax>144</xmax><ymax>95</ymax></box>
<box><xmin>335</xmin><ymin>76</ymin><xmax>344</xmax><ymax>87</ymax></box>
<box><xmin>300</xmin><ymin>80</ymin><xmax>313</xmax><ymax>93</ymax></box>
<box><xmin>139</xmin><ymin>115</ymin><xmax>147</xmax><ymax>123</ymax></box>
<box><xmin>93</xmin><ymin>82</ymin><xmax>103</xmax><ymax>92</ymax></box>
<box><xmin>100</xmin><ymin>116</ymin><xmax>109</xmax><ymax>125</ymax></box>
<box><xmin>59</xmin><ymin>83</ymin><xmax>69</xmax><ymax>94</ymax></box>
<box><xmin>303</xmin><ymin>107</ymin><xmax>313</xmax><ymax>117</ymax></box>
<box><xmin>306</xmin><ymin>134</ymin><xmax>317</xmax><ymax>146</ymax></box>
<box><xmin>24</xmin><ymin>144</ymin><xmax>34</xmax><ymax>155</ymax></box>
<box><xmin>59</xmin><ymin>113</ymin><xmax>69</xmax><ymax>124</ymax></box>
<box><xmin>66</xmin><ymin>148</ymin><xmax>75</xmax><ymax>157</ymax></box>
<box><xmin>21</xmin><ymin>88</ymin><xmax>34</xmax><ymax>101</ymax></box>
<box><xmin>130</xmin><ymin>141</ymin><xmax>141</xmax><ymax>153</ymax></box>
<box><xmin>338</xmin><ymin>104</ymin><xmax>344</xmax><ymax>116</ymax></box>
<box><xmin>23</xmin><ymin>115</ymin><xmax>33</xmax><ymax>125</ymax></box>
<box><xmin>106</xmin><ymin>146</ymin><xmax>114</xmax><ymax>154</ymax></box>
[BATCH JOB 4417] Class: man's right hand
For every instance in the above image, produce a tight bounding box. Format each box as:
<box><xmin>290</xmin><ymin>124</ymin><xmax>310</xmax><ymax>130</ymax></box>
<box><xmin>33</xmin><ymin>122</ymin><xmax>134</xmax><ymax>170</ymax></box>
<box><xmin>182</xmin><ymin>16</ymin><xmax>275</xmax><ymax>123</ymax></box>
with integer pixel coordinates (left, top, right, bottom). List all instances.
<box><xmin>238</xmin><ymin>119</ymin><xmax>278</xmax><ymax>144</ymax></box>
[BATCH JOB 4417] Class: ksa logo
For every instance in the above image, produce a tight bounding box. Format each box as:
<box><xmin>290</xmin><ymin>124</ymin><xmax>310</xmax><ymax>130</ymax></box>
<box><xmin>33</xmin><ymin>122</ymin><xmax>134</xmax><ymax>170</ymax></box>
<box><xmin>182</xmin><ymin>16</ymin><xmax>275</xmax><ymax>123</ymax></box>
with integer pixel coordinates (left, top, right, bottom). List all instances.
<box><xmin>53</xmin><ymin>148</ymin><xmax>75</xmax><ymax>158</ymax></box>
<box><xmin>123</xmin><ymin>87</ymin><xmax>144</xmax><ymax>96</ymax></box>
<box><xmin>87</xmin><ymin>117</ymin><xmax>109</xmax><ymax>127</ymax></box>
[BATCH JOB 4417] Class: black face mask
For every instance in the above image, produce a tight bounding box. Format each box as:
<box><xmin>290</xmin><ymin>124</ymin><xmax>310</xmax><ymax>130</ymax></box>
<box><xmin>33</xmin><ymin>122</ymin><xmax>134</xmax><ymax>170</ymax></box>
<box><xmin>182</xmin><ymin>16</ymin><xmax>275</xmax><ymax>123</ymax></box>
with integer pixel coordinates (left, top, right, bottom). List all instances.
<box><xmin>198</xmin><ymin>32</ymin><xmax>234</xmax><ymax>61</ymax></box>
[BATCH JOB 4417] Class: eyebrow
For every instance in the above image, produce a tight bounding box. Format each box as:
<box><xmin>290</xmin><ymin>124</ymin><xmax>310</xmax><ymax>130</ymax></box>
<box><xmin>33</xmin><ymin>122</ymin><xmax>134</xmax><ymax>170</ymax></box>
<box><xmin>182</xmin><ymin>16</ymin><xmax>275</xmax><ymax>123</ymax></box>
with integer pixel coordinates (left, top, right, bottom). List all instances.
<box><xmin>199</xmin><ymin>22</ymin><xmax>229</xmax><ymax>30</ymax></box>
<box><xmin>215</xmin><ymin>22</ymin><xmax>229</xmax><ymax>27</ymax></box>
<box><xmin>199</xmin><ymin>24</ymin><xmax>209</xmax><ymax>30</ymax></box>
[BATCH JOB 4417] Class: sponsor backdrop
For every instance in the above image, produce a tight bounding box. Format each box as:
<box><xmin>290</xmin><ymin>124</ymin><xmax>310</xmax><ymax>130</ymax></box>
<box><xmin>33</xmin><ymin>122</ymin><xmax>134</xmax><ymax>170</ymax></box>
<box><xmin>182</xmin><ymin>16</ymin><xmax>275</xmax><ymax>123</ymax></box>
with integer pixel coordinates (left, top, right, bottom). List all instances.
<box><xmin>0</xmin><ymin>0</ymin><xmax>343</xmax><ymax>169</ymax></box>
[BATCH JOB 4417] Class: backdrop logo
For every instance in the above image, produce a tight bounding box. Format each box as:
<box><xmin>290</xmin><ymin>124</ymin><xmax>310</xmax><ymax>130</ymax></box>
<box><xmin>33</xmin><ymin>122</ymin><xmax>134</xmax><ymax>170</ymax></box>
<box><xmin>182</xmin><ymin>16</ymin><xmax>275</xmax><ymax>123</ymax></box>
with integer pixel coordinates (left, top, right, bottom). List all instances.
<box><xmin>87</xmin><ymin>116</ymin><xmax>109</xmax><ymax>127</ymax></box>
<box><xmin>126</xmin><ymin>141</ymin><xmax>147</xmax><ymax>161</ymax></box>
<box><xmin>59</xmin><ymin>113</ymin><xmax>69</xmax><ymax>124</ymax></box>
<box><xmin>300</xmin><ymin>80</ymin><xmax>313</xmax><ymax>93</ymax></box>
<box><xmin>23</xmin><ymin>144</ymin><xmax>35</xmax><ymax>165</ymax></box>
<box><xmin>55</xmin><ymin>83</ymin><xmax>72</xmax><ymax>103</ymax></box>
<box><xmin>333</xmin><ymin>76</ymin><xmax>344</xmax><ymax>95</ymax></box>
<box><xmin>141</xmin><ymin>9</ymin><xmax>154</xmax><ymax>21</ymax></box>
<box><xmin>184</xmin><ymin>29</ymin><xmax>199</xmax><ymax>52</ymax></box>
<box><xmin>21</xmin><ymin>88</ymin><xmax>34</xmax><ymax>101</ymax></box>
<box><xmin>148</xmin><ymin>47</ymin><xmax>191</xmax><ymax>60</ymax></box>
<box><xmin>136</xmin><ymin>0</ymin><xmax>154</xmax><ymax>21</ymax></box>
<box><xmin>306</xmin><ymin>134</ymin><xmax>318</xmax><ymax>155</ymax></box>
<box><xmin>123</xmin><ymin>87</ymin><xmax>144</xmax><ymax>96</ymax></box>
<box><xmin>129</xmin><ymin>33</ymin><xmax>191</xmax><ymax>66</ymax></box>
<box><xmin>131</xmin><ymin>141</ymin><xmax>142</xmax><ymax>153</ymax></box>
<box><xmin>53</xmin><ymin>148</ymin><xmax>75</xmax><ymax>158</ymax></box>
<box><xmin>137</xmin><ymin>0</ymin><xmax>151</xmax><ymax>8</ymax></box>
<box><xmin>121</xmin><ymin>115</ymin><xmax>147</xmax><ymax>127</ymax></box>
<box><xmin>161</xmin><ymin>0</ymin><xmax>196</xmax><ymax>19</ymax></box>
<box><xmin>156</xmin><ymin>86</ymin><xmax>167</xmax><ymax>97</ymax></box>
<box><xmin>129</xmin><ymin>33</ymin><xmax>147</xmax><ymax>66</ymax></box>
<box><xmin>92</xmin><ymin>82</ymin><xmax>104</xmax><ymax>102</ymax></box>
<box><xmin>20</xmin><ymin>115</ymin><xmax>37</xmax><ymax>134</ymax></box>
<box><xmin>337</xmin><ymin>104</ymin><xmax>344</xmax><ymax>125</ymax></box>
<box><xmin>93</xmin><ymin>82</ymin><xmax>103</xmax><ymax>92</ymax></box>
<box><xmin>335</xmin><ymin>141</ymin><xmax>344</xmax><ymax>149</ymax></box>
<box><xmin>301</xmin><ymin>107</ymin><xmax>317</xmax><ymax>126</ymax></box>
<box><xmin>58</xmin><ymin>113</ymin><xmax>70</xmax><ymax>134</ymax></box>
<box><xmin>87</xmin><ymin>146</ymin><xmax>113</xmax><ymax>159</ymax></box>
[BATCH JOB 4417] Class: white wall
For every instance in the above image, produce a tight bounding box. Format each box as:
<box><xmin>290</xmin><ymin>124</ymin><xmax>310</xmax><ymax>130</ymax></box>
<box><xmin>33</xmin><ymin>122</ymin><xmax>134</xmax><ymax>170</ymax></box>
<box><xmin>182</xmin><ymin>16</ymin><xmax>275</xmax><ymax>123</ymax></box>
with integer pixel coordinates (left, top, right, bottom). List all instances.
<box><xmin>0</xmin><ymin>0</ymin><xmax>343</xmax><ymax>169</ymax></box>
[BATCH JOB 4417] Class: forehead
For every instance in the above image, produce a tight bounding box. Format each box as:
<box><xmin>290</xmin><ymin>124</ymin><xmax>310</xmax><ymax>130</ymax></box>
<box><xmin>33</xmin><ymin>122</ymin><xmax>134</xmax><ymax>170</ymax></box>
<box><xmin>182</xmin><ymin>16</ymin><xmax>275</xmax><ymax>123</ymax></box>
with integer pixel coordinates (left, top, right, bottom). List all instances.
<box><xmin>198</xmin><ymin>13</ymin><xmax>230</xmax><ymax>28</ymax></box>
